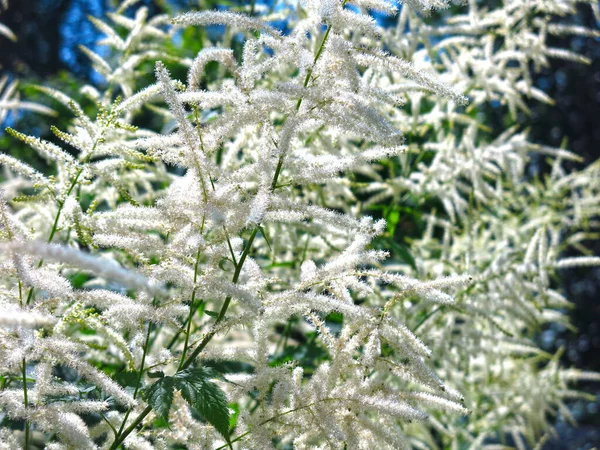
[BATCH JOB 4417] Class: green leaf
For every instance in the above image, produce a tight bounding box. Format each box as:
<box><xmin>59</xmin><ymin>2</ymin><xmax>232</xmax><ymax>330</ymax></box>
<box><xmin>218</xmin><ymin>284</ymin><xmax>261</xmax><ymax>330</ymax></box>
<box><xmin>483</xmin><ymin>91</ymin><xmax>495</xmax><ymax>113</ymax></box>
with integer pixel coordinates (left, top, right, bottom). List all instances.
<box><xmin>115</xmin><ymin>370</ymin><xmax>139</xmax><ymax>388</ymax></box>
<box><xmin>228</xmin><ymin>402</ymin><xmax>240</xmax><ymax>431</ymax></box>
<box><xmin>386</xmin><ymin>209</ymin><xmax>400</xmax><ymax>237</ymax></box>
<box><xmin>68</xmin><ymin>272</ymin><xmax>90</xmax><ymax>289</ymax></box>
<box><xmin>147</xmin><ymin>370</ymin><xmax>165</xmax><ymax>379</ymax></box>
<box><xmin>174</xmin><ymin>368</ymin><xmax>231</xmax><ymax>444</ymax></box>
<box><xmin>142</xmin><ymin>376</ymin><xmax>175</xmax><ymax>423</ymax></box>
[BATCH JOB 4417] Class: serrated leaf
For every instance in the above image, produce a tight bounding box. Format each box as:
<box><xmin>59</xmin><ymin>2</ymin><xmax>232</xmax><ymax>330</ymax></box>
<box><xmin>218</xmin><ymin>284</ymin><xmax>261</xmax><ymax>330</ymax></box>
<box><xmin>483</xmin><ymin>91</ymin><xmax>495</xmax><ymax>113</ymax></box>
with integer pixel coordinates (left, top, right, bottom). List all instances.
<box><xmin>142</xmin><ymin>376</ymin><xmax>175</xmax><ymax>423</ymax></box>
<box><xmin>174</xmin><ymin>368</ymin><xmax>231</xmax><ymax>444</ymax></box>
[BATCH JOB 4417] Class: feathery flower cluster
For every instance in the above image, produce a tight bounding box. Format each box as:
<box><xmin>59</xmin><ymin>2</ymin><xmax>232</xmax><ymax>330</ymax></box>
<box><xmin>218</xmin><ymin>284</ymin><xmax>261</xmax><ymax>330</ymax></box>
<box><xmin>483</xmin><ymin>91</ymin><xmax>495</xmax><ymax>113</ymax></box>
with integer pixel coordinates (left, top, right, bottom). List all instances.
<box><xmin>0</xmin><ymin>0</ymin><xmax>598</xmax><ymax>448</ymax></box>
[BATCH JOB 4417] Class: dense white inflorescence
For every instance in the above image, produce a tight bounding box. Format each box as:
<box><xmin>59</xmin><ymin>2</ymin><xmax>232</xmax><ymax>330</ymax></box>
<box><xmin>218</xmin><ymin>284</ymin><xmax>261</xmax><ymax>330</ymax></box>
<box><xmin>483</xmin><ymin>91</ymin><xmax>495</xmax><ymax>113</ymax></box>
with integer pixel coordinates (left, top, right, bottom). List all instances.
<box><xmin>0</xmin><ymin>0</ymin><xmax>599</xmax><ymax>448</ymax></box>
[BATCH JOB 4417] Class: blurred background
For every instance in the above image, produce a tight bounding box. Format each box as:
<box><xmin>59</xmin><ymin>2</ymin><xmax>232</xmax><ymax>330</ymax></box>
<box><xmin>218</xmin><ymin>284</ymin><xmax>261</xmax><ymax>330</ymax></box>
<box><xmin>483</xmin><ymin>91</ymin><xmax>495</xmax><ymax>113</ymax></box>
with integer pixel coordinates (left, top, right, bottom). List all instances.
<box><xmin>0</xmin><ymin>0</ymin><xmax>599</xmax><ymax>447</ymax></box>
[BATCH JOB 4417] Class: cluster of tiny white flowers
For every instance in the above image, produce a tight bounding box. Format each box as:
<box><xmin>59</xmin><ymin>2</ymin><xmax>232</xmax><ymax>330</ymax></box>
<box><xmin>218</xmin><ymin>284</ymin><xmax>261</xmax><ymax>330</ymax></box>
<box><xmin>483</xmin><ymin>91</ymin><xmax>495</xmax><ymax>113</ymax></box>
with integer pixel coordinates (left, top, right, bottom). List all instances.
<box><xmin>0</xmin><ymin>0</ymin><xmax>598</xmax><ymax>448</ymax></box>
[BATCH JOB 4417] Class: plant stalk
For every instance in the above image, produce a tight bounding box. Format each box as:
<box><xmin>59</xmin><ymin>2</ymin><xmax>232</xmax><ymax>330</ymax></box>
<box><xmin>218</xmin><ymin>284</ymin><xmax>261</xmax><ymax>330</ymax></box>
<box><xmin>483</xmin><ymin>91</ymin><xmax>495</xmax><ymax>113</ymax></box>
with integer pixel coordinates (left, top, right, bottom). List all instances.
<box><xmin>111</xmin><ymin>19</ymin><xmax>336</xmax><ymax>448</ymax></box>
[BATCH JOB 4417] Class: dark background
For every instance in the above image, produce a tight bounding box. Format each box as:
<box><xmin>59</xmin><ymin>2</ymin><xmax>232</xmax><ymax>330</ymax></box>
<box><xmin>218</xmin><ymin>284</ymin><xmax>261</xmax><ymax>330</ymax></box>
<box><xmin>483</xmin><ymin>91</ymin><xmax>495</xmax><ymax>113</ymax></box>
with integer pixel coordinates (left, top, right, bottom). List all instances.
<box><xmin>529</xmin><ymin>6</ymin><xmax>600</xmax><ymax>447</ymax></box>
<box><xmin>1</xmin><ymin>0</ymin><xmax>599</xmax><ymax>447</ymax></box>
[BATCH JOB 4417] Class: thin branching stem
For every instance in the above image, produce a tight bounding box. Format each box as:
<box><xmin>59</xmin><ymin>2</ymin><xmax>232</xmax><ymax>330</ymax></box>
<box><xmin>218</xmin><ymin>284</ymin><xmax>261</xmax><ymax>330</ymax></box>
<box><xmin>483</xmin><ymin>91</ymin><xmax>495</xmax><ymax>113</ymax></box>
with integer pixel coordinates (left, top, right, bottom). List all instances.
<box><xmin>114</xmin><ymin>320</ymin><xmax>153</xmax><ymax>443</ymax></box>
<box><xmin>111</xmin><ymin>20</ymin><xmax>338</xmax><ymax>447</ymax></box>
<box><xmin>178</xmin><ymin>246</ymin><xmax>204</xmax><ymax>370</ymax></box>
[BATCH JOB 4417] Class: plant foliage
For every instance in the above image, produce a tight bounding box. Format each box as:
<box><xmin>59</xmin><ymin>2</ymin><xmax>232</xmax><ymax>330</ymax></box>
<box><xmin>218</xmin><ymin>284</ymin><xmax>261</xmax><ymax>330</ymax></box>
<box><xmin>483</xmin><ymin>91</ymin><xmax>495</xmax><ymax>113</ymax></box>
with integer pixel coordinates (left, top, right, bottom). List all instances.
<box><xmin>0</xmin><ymin>0</ymin><xmax>599</xmax><ymax>448</ymax></box>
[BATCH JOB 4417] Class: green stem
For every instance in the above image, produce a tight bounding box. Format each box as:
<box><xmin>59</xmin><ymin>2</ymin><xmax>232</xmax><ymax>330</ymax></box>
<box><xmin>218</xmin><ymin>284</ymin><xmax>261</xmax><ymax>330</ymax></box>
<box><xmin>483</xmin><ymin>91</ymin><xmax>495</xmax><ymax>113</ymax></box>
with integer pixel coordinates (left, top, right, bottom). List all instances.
<box><xmin>49</xmin><ymin>164</ymin><xmax>86</xmax><ymax>243</ymax></box>
<box><xmin>100</xmin><ymin>412</ymin><xmax>119</xmax><ymax>438</ymax></box>
<box><xmin>412</xmin><ymin>306</ymin><xmax>443</xmax><ymax>333</ymax></box>
<box><xmin>115</xmin><ymin>321</ymin><xmax>153</xmax><ymax>440</ymax></box>
<box><xmin>186</xmin><ymin>0</ymin><xmax>334</xmax><ymax>384</ymax></box>
<box><xmin>224</xmin><ymin>228</ymin><xmax>239</xmax><ymax>266</ymax></box>
<box><xmin>108</xmin><ymin>405</ymin><xmax>152</xmax><ymax>450</ymax></box>
<box><xmin>25</xmin><ymin>163</ymin><xmax>86</xmax><ymax>306</ymax></box>
<box><xmin>295</xmin><ymin>21</ymin><xmax>332</xmax><ymax>111</ymax></box>
<box><xmin>178</xmin><ymin>247</ymin><xmax>203</xmax><ymax>370</ymax></box>
<box><xmin>112</xmin><ymin>17</ymin><xmax>338</xmax><ymax>448</ymax></box>
<box><xmin>179</xmin><ymin>226</ymin><xmax>259</xmax><ymax>371</ymax></box>
<box><xmin>133</xmin><ymin>323</ymin><xmax>152</xmax><ymax>400</ymax></box>
<box><xmin>178</xmin><ymin>294</ymin><xmax>198</xmax><ymax>370</ymax></box>
<box><xmin>270</xmin><ymin>155</ymin><xmax>285</xmax><ymax>192</ymax></box>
